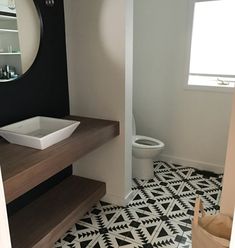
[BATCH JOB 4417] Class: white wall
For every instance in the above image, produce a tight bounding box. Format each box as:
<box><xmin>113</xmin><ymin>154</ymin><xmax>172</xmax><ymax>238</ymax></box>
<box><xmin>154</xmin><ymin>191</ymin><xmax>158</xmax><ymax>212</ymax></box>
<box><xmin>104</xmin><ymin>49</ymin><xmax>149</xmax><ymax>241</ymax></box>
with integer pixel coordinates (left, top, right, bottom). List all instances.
<box><xmin>133</xmin><ymin>0</ymin><xmax>233</xmax><ymax>172</ymax></box>
<box><xmin>64</xmin><ymin>0</ymin><xmax>133</xmax><ymax>206</ymax></box>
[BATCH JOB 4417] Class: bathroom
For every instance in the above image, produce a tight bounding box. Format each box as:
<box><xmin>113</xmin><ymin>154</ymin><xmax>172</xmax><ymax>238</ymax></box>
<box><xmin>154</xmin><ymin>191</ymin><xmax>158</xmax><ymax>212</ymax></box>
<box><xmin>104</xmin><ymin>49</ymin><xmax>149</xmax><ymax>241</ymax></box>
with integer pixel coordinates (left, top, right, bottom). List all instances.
<box><xmin>0</xmin><ymin>0</ymin><xmax>234</xmax><ymax>247</ymax></box>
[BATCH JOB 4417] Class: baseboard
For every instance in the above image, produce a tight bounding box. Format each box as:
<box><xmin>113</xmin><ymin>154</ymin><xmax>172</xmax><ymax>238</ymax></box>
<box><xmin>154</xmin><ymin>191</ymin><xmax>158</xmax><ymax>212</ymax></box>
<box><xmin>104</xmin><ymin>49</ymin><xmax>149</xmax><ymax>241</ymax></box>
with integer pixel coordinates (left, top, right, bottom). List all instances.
<box><xmin>159</xmin><ymin>154</ymin><xmax>224</xmax><ymax>174</ymax></box>
<box><xmin>102</xmin><ymin>190</ymin><xmax>135</xmax><ymax>207</ymax></box>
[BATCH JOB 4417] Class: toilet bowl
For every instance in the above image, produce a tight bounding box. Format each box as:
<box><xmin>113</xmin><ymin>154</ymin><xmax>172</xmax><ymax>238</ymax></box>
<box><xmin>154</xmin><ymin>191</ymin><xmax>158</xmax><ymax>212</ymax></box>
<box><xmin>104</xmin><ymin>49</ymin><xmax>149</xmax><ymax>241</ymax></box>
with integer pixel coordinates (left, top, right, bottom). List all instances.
<box><xmin>132</xmin><ymin>116</ymin><xmax>165</xmax><ymax>180</ymax></box>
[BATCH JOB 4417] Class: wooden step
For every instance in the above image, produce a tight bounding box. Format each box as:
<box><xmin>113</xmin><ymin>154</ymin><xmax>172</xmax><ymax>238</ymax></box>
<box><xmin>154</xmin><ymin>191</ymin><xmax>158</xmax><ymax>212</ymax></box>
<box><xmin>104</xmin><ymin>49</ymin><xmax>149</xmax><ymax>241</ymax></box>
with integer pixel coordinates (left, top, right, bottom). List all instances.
<box><xmin>9</xmin><ymin>176</ymin><xmax>106</xmax><ymax>248</ymax></box>
<box><xmin>0</xmin><ymin>116</ymin><xmax>119</xmax><ymax>203</ymax></box>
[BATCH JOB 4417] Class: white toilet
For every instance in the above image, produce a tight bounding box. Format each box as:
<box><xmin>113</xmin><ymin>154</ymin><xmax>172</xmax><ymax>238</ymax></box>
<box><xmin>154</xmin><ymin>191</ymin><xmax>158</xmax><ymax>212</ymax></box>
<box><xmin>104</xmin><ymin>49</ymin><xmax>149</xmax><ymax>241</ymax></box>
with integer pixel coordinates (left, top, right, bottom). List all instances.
<box><xmin>132</xmin><ymin>116</ymin><xmax>165</xmax><ymax>180</ymax></box>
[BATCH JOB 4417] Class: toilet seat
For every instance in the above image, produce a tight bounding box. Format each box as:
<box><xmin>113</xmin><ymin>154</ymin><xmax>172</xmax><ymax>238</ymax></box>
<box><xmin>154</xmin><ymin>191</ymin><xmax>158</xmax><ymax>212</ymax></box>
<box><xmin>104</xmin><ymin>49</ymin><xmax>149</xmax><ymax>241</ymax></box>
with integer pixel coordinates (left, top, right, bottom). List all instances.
<box><xmin>132</xmin><ymin>135</ymin><xmax>164</xmax><ymax>149</ymax></box>
<box><xmin>132</xmin><ymin>115</ymin><xmax>165</xmax><ymax>180</ymax></box>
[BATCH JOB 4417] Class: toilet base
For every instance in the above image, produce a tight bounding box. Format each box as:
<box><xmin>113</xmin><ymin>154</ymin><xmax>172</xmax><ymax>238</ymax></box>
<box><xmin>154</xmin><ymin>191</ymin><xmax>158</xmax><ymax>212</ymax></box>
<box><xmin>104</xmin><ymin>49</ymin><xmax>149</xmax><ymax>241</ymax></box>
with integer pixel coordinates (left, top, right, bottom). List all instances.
<box><xmin>132</xmin><ymin>157</ymin><xmax>154</xmax><ymax>180</ymax></box>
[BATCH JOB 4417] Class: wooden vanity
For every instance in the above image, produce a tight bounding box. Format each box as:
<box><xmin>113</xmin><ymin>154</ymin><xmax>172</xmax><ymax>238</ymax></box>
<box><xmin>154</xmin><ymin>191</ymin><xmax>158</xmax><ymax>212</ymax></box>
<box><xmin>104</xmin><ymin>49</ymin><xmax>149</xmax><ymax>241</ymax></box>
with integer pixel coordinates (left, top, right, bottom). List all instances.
<box><xmin>0</xmin><ymin>116</ymin><xmax>119</xmax><ymax>248</ymax></box>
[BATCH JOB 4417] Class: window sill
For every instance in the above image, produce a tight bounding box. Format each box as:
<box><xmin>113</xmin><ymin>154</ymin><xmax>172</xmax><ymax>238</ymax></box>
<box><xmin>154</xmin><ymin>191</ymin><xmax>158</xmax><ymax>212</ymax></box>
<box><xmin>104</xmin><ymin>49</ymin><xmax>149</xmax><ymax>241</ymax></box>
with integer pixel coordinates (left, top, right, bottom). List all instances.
<box><xmin>184</xmin><ymin>84</ymin><xmax>234</xmax><ymax>94</ymax></box>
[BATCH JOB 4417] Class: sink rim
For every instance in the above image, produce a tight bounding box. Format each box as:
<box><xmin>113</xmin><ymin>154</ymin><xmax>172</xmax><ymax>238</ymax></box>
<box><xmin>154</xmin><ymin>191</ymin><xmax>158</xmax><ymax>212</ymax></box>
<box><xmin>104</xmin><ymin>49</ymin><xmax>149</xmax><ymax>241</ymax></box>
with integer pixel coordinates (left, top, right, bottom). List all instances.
<box><xmin>0</xmin><ymin>116</ymin><xmax>80</xmax><ymax>149</ymax></box>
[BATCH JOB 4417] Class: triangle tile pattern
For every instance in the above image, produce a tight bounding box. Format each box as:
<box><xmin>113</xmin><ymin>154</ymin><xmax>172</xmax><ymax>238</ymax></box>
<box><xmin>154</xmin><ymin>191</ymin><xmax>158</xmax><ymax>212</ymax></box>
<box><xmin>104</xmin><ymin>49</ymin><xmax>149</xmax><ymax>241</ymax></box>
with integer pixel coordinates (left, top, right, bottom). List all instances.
<box><xmin>54</xmin><ymin>161</ymin><xmax>223</xmax><ymax>248</ymax></box>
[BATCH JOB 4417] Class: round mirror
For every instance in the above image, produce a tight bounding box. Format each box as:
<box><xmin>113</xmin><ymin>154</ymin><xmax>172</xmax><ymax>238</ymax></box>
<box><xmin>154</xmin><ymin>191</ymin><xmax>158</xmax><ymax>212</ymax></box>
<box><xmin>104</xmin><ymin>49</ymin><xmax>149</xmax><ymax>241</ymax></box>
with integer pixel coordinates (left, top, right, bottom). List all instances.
<box><xmin>0</xmin><ymin>0</ymin><xmax>40</xmax><ymax>82</ymax></box>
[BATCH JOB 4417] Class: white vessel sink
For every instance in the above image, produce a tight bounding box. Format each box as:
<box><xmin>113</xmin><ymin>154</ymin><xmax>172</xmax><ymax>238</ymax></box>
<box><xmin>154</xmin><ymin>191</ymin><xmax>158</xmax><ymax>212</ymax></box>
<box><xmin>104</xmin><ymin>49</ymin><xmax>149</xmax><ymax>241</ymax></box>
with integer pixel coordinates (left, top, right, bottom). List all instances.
<box><xmin>0</xmin><ymin>116</ymin><xmax>80</xmax><ymax>150</ymax></box>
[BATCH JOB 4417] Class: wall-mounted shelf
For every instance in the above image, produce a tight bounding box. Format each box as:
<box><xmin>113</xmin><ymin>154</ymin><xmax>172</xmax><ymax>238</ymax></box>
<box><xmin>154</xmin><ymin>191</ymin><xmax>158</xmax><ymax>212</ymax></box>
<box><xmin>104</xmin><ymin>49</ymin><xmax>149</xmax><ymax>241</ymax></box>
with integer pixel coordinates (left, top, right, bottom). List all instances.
<box><xmin>0</xmin><ymin>15</ymin><xmax>16</xmax><ymax>21</ymax></box>
<box><xmin>0</xmin><ymin>10</ymin><xmax>22</xmax><ymax>76</ymax></box>
<box><xmin>0</xmin><ymin>28</ymin><xmax>18</xmax><ymax>33</ymax></box>
<box><xmin>0</xmin><ymin>5</ymin><xmax>16</xmax><ymax>16</ymax></box>
<box><xmin>1</xmin><ymin>116</ymin><xmax>119</xmax><ymax>203</ymax></box>
<box><xmin>0</xmin><ymin>78</ymin><xmax>17</xmax><ymax>82</ymax></box>
<box><xmin>0</xmin><ymin>115</ymin><xmax>119</xmax><ymax>248</ymax></box>
<box><xmin>0</xmin><ymin>52</ymin><xmax>21</xmax><ymax>55</ymax></box>
<box><xmin>9</xmin><ymin>176</ymin><xmax>106</xmax><ymax>248</ymax></box>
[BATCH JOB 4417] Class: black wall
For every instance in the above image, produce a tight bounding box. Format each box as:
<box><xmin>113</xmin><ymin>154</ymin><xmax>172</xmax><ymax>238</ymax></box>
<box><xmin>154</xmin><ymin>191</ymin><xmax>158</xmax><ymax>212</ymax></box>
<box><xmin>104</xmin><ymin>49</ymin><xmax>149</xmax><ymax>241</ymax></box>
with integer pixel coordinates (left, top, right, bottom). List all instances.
<box><xmin>0</xmin><ymin>0</ymin><xmax>69</xmax><ymax>127</ymax></box>
<box><xmin>2</xmin><ymin>0</ymin><xmax>72</xmax><ymax>214</ymax></box>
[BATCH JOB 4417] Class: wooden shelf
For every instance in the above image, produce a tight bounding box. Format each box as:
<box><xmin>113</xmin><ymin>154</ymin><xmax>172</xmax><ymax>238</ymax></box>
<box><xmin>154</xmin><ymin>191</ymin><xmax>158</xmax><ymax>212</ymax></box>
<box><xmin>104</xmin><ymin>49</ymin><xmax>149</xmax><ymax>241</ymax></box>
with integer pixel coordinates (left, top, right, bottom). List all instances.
<box><xmin>0</xmin><ymin>28</ymin><xmax>18</xmax><ymax>33</ymax></box>
<box><xmin>9</xmin><ymin>176</ymin><xmax>106</xmax><ymax>248</ymax></box>
<box><xmin>0</xmin><ymin>52</ymin><xmax>21</xmax><ymax>55</ymax></box>
<box><xmin>0</xmin><ymin>116</ymin><xmax>119</xmax><ymax>203</ymax></box>
<box><xmin>0</xmin><ymin>6</ymin><xmax>16</xmax><ymax>16</ymax></box>
<box><xmin>0</xmin><ymin>14</ymin><xmax>16</xmax><ymax>21</ymax></box>
<box><xmin>0</xmin><ymin>78</ymin><xmax>18</xmax><ymax>82</ymax></box>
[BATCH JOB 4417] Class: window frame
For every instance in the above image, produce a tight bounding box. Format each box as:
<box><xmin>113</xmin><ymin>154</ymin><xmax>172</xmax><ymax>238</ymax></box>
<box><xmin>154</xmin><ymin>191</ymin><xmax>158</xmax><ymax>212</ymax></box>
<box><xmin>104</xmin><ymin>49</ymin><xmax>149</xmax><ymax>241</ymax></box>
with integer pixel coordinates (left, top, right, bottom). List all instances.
<box><xmin>185</xmin><ymin>0</ymin><xmax>235</xmax><ymax>93</ymax></box>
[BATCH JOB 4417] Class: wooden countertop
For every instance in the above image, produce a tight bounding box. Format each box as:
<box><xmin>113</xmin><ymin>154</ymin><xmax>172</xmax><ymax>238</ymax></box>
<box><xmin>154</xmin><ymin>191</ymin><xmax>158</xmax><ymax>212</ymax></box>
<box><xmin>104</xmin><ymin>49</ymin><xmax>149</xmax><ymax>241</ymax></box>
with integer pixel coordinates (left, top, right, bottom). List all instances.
<box><xmin>0</xmin><ymin>116</ymin><xmax>119</xmax><ymax>203</ymax></box>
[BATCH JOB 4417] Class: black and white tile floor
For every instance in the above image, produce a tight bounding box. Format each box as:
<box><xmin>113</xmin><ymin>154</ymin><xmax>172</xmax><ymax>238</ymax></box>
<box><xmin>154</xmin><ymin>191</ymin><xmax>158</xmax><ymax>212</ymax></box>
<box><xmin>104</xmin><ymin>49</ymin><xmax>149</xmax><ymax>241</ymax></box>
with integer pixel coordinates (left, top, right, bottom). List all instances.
<box><xmin>54</xmin><ymin>161</ymin><xmax>223</xmax><ymax>248</ymax></box>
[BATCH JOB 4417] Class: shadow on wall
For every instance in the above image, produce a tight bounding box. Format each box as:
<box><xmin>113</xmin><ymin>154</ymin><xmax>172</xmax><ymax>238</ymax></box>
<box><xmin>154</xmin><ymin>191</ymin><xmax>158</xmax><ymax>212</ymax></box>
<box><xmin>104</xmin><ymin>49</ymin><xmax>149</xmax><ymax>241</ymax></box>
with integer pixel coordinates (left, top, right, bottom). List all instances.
<box><xmin>65</xmin><ymin>0</ymin><xmax>132</xmax><ymax>205</ymax></box>
<box><xmin>66</xmin><ymin>0</ymin><xmax>125</xmax><ymax>120</ymax></box>
<box><xmin>98</xmin><ymin>0</ymin><xmax>125</xmax><ymax>69</ymax></box>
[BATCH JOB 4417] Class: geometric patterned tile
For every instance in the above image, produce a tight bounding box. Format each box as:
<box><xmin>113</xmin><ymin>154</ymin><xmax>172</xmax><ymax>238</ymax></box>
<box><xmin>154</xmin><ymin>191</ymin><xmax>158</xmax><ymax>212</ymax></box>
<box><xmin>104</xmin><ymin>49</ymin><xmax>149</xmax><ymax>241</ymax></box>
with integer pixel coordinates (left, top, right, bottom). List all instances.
<box><xmin>151</xmin><ymin>231</ymin><xmax>179</xmax><ymax>247</ymax></box>
<box><xmin>203</xmin><ymin>188</ymin><xmax>222</xmax><ymax>205</ymax></box>
<box><xmin>79</xmin><ymin>203</ymin><xmax>122</xmax><ymax>229</ymax></box>
<box><xmin>74</xmin><ymin>224</ymin><xmax>100</xmax><ymax>245</ymax></box>
<box><xmin>54</xmin><ymin>161</ymin><xmax>223</xmax><ymax>248</ymax></box>
<box><xmin>127</xmin><ymin>191</ymin><xmax>150</xmax><ymax>211</ymax></box>
<box><xmin>91</xmin><ymin>232</ymin><xmax>141</xmax><ymax>248</ymax></box>
<box><xmin>155</xmin><ymin>170</ymin><xmax>182</xmax><ymax>185</ymax></box>
<box><xmin>181</xmin><ymin>226</ymin><xmax>192</xmax><ymax>244</ymax></box>
<box><xmin>132</xmin><ymin>177</ymin><xmax>147</xmax><ymax>190</ymax></box>
<box><xmin>78</xmin><ymin>211</ymin><xmax>115</xmax><ymax>229</ymax></box>
<box><xmin>175</xmin><ymin>167</ymin><xmax>195</xmax><ymax>180</ymax></box>
<box><xmin>54</xmin><ymin>239</ymin><xmax>64</xmax><ymax>248</ymax></box>
<box><xmin>62</xmin><ymin>223</ymin><xmax>100</xmax><ymax>247</ymax></box>
<box><xmin>142</xmin><ymin>196</ymin><xmax>174</xmax><ymax>218</ymax></box>
<box><xmin>157</xmin><ymin>220</ymin><xmax>186</xmax><ymax>237</ymax></box>
<box><xmin>137</xmin><ymin>212</ymin><xmax>161</xmax><ymax>229</ymax></box>
<box><xmin>210</xmin><ymin>175</ymin><xmax>223</xmax><ymax>188</ymax></box>
<box><xmin>164</xmin><ymin>180</ymin><xmax>185</xmax><ymax>196</ymax></box>
<box><xmin>141</xmin><ymin>177</ymin><xmax>160</xmax><ymax>190</ymax></box>
<box><xmin>167</xmin><ymin>209</ymin><xmax>193</xmax><ymax>226</ymax></box>
<box><xmin>145</xmin><ymin>186</ymin><xmax>173</xmax><ymax>199</ymax></box>
<box><xmin>118</xmin><ymin>223</ymin><xmax>160</xmax><ymax>246</ymax></box>
<box><xmin>178</xmin><ymin>242</ymin><xmax>192</xmax><ymax>248</ymax></box>
<box><xmin>154</xmin><ymin>161</ymin><xmax>173</xmax><ymax>172</ymax></box>
<box><xmin>177</xmin><ymin>182</ymin><xmax>197</xmax><ymax>196</ymax></box>
<box><xmin>113</xmin><ymin>207</ymin><xmax>148</xmax><ymax>223</ymax></box>
<box><xmin>189</xmin><ymin>177</ymin><xmax>218</xmax><ymax>192</ymax></box>
<box><xmin>55</xmin><ymin>230</ymin><xmax>75</xmax><ymax>247</ymax></box>
<box><xmin>152</xmin><ymin>237</ymin><xmax>179</xmax><ymax>248</ymax></box>
<box><xmin>151</xmin><ymin>220</ymin><xmax>190</xmax><ymax>247</ymax></box>
<box><xmin>108</xmin><ymin>217</ymin><xmax>137</xmax><ymax>239</ymax></box>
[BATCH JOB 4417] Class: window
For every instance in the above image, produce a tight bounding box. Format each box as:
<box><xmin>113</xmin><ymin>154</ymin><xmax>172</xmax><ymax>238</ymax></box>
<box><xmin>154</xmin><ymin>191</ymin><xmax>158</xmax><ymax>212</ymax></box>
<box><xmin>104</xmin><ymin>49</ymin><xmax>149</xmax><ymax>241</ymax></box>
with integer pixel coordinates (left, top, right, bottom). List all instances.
<box><xmin>188</xmin><ymin>0</ymin><xmax>235</xmax><ymax>89</ymax></box>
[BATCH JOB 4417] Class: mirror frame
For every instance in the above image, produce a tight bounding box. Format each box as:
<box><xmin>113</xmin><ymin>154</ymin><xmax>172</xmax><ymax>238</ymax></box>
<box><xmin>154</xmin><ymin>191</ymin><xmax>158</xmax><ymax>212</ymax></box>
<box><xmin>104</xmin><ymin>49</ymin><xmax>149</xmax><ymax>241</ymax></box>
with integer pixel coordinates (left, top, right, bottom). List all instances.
<box><xmin>0</xmin><ymin>0</ymin><xmax>43</xmax><ymax>83</ymax></box>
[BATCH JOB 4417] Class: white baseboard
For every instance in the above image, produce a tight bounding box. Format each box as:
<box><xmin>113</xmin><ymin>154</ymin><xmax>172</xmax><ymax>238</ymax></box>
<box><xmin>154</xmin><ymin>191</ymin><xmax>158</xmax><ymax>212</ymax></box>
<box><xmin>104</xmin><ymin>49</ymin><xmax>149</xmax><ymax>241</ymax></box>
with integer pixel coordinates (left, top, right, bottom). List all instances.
<box><xmin>102</xmin><ymin>190</ymin><xmax>135</xmax><ymax>207</ymax></box>
<box><xmin>159</xmin><ymin>154</ymin><xmax>224</xmax><ymax>174</ymax></box>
